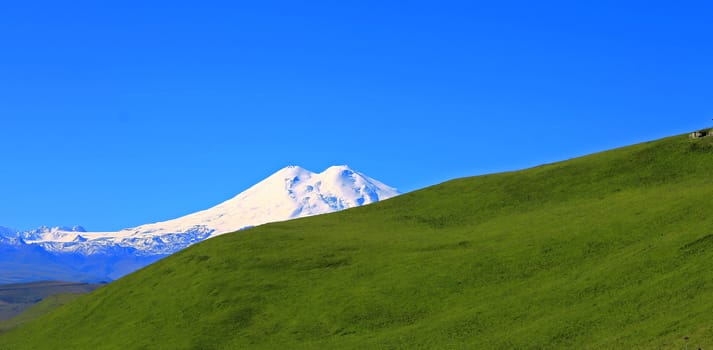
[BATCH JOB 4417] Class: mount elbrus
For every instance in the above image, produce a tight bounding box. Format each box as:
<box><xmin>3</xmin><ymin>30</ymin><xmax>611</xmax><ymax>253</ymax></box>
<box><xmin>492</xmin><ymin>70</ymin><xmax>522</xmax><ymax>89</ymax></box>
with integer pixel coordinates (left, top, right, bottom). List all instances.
<box><xmin>0</xmin><ymin>165</ymin><xmax>399</xmax><ymax>282</ymax></box>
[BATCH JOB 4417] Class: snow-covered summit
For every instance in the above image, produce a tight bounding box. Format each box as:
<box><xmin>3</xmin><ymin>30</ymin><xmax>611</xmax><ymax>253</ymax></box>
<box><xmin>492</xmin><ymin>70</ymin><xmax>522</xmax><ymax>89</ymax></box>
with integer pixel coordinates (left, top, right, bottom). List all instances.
<box><xmin>0</xmin><ymin>226</ymin><xmax>21</xmax><ymax>244</ymax></box>
<box><xmin>20</xmin><ymin>165</ymin><xmax>399</xmax><ymax>255</ymax></box>
<box><xmin>19</xmin><ymin>225</ymin><xmax>86</xmax><ymax>242</ymax></box>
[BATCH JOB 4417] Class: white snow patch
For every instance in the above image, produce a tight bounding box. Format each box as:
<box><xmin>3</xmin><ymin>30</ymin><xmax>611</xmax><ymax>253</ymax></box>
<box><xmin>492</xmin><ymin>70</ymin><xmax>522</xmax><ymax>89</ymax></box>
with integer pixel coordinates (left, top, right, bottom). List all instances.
<box><xmin>20</xmin><ymin>165</ymin><xmax>399</xmax><ymax>255</ymax></box>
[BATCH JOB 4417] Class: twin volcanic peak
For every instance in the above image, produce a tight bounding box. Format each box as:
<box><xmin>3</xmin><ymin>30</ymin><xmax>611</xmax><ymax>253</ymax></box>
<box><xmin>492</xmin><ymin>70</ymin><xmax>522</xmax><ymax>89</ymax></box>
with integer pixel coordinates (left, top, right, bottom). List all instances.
<box><xmin>11</xmin><ymin>165</ymin><xmax>399</xmax><ymax>256</ymax></box>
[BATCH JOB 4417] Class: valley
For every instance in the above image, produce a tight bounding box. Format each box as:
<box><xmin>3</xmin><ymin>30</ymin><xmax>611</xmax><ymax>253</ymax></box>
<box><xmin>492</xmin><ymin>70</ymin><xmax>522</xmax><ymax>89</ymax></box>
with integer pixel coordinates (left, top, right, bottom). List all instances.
<box><xmin>0</xmin><ymin>281</ymin><xmax>103</xmax><ymax>334</ymax></box>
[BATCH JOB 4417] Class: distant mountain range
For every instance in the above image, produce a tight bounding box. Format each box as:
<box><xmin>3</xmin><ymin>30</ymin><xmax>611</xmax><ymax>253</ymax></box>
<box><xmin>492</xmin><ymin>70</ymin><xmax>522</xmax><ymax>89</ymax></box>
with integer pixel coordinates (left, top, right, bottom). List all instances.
<box><xmin>0</xmin><ymin>165</ymin><xmax>399</xmax><ymax>283</ymax></box>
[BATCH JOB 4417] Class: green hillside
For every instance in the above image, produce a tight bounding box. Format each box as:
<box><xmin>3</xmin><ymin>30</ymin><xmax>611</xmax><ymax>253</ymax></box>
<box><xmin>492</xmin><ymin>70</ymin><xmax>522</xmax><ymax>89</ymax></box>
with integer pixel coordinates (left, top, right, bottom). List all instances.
<box><xmin>3</xmin><ymin>134</ymin><xmax>713</xmax><ymax>349</ymax></box>
<box><xmin>0</xmin><ymin>281</ymin><xmax>103</xmax><ymax>323</ymax></box>
<box><xmin>0</xmin><ymin>293</ymin><xmax>86</xmax><ymax>334</ymax></box>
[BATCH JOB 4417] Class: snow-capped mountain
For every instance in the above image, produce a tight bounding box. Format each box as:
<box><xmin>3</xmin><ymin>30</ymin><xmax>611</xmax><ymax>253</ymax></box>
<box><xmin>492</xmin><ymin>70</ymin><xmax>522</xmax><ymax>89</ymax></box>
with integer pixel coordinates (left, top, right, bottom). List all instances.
<box><xmin>0</xmin><ymin>226</ymin><xmax>22</xmax><ymax>244</ymax></box>
<box><xmin>18</xmin><ymin>225</ymin><xmax>86</xmax><ymax>242</ymax></box>
<box><xmin>0</xmin><ymin>165</ymin><xmax>398</xmax><ymax>283</ymax></box>
<box><xmin>14</xmin><ymin>165</ymin><xmax>399</xmax><ymax>256</ymax></box>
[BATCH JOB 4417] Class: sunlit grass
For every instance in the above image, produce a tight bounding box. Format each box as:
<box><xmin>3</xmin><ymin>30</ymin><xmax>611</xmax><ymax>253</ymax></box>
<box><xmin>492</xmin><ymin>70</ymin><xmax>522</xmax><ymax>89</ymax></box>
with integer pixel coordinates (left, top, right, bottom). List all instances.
<box><xmin>2</xmin><ymin>134</ymin><xmax>713</xmax><ymax>349</ymax></box>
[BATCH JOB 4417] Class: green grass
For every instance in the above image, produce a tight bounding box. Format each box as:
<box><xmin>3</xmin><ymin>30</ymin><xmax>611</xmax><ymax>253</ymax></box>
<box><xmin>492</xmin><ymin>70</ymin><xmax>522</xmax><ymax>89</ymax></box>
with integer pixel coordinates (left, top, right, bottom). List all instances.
<box><xmin>0</xmin><ymin>293</ymin><xmax>85</xmax><ymax>334</ymax></box>
<box><xmin>3</xmin><ymin>134</ymin><xmax>713</xmax><ymax>349</ymax></box>
<box><xmin>0</xmin><ymin>281</ymin><xmax>103</xmax><ymax>322</ymax></box>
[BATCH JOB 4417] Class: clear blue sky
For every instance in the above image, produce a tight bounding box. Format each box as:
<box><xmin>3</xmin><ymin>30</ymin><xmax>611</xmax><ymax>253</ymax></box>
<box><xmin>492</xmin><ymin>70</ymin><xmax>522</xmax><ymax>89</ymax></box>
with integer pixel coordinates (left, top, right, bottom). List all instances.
<box><xmin>1</xmin><ymin>1</ymin><xmax>711</xmax><ymax>231</ymax></box>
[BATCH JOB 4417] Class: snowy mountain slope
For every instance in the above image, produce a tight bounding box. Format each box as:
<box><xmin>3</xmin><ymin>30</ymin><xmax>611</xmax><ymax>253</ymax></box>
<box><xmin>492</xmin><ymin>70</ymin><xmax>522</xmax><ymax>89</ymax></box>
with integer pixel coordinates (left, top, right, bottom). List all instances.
<box><xmin>13</xmin><ymin>165</ymin><xmax>399</xmax><ymax>256</ymax></box>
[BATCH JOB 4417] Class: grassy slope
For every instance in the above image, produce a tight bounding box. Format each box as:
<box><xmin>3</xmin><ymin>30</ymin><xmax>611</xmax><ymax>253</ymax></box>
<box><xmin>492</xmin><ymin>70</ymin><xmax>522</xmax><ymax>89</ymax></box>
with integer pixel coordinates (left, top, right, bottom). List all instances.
<box><xmin>3</xmin><ymin>134</ymin><xmax>713</xmax><ymax>349</ymax></box>
<box><xmin>0</xmin><ymin>281</ymin><xmax>103</xmax><ymax>321</ymax></box>
<box><xmin>0</xmin><ymin>293</ymin><xmax>85</xmax><ymax>334</ymax></box>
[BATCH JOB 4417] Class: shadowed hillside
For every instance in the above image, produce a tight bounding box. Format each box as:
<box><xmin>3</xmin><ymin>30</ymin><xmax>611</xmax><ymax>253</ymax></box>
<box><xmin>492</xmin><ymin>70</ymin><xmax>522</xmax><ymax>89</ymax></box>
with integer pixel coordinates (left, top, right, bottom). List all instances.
<box><xmin>3</xmin><ymin>134</ymin><xmax>713</xmax><ymax>349</ymax></box>
<box><xmin>0</xmin><ymin>281</ymin><xmax>102</xmax><ymax>323</ymax></box>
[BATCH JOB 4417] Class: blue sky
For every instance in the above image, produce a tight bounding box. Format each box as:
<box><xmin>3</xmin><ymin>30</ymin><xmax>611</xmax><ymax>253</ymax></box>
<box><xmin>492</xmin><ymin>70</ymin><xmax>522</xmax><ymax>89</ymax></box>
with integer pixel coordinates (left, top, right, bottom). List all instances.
<box><xmin>1</xmin><ymin>1</ymin><xmax>711</xmax><ymax>231</ymax></box>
